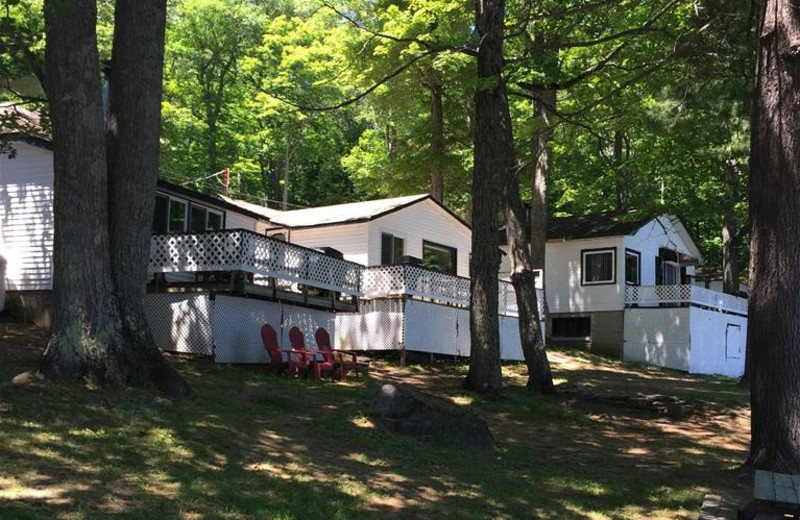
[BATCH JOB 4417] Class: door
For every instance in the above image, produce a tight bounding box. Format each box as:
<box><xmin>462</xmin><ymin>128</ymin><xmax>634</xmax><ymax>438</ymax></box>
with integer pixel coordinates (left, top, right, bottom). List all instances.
<box><xmin>725</xmin><ymin>324</ymin><xmax>742</xmax><ymax>359</ymax></box>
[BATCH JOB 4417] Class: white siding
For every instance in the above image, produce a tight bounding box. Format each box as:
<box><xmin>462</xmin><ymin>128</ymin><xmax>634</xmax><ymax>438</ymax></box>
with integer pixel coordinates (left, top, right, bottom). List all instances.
<box><xmin>688</xmin><ymin>307</ymin><xmax>747</xmax><ymax>378</ymax></box>
<box><xmin>368</xmin><ymin>200</ymin><xmax>471</xmax><ymax>277</ymax></box>
<box><xmin>623</xmin><ymin>308</ymin><xmax>691</xmax><ymax>372</ymax></box>
<box><xmin>545</xmin><ymin>236</ymin><xmax>625</xmax><ymax>313</ymax></box>
<box><xmin>623</xmin><ymin>306</ymin><xmax>747</xmax><ymax>378</ymax></box>
<box><xmin>623</xmin><ymin>217</ymin><xmax>696</xmax><ymax>286</ymax></box>
<box><xmin>0</xmin><ymin>142</ymin><xmax>54</xmax><ymax>291</ymax></box>
<box><xmin>224</xmin><ymin>211</ymin><xmax>259</xmax><ymax>232</ymax></box>
<box><xmin>288</xmin><ymin>222</ymin><xmax>370</xmax><ymax>266</ymax></box>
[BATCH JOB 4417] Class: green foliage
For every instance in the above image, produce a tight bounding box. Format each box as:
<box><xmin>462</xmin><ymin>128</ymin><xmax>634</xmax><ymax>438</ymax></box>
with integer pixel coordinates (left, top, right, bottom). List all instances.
<box><xmin>0</xmin><ymin>0</ymin><xmax>755</xmax><ymax>270</ymax></box>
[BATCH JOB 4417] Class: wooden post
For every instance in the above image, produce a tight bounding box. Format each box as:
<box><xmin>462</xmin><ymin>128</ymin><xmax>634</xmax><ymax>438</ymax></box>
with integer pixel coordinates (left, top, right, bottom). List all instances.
<box><xmin>400</xmin><ymin>343</ymin><xmax>407</xmax><ymax>368</ymax></box>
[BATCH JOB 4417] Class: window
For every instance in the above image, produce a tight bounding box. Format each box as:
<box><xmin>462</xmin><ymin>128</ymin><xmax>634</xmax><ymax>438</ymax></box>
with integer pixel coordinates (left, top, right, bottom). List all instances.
<box><xmin>153</xmin><ymin>193</ymin><xmax>224</xmax><ymax>233</ymax></box>
<box><xmin>206</xmin><ymin>209</ymin><xmax>223</xmax><ymax>230</ymax></box>
<box><xmin>381</xmin><ymin>233</ymin><xmax>405</xmax><ymax>265</ymax></box>
<box><xmin>423</xmin><ymin>240</ymin><xmax>457</xmax><ymax>274</ymax></box>
<box><xmin>168</xmin><ymin>199</ymin><xmax>187</xmax><ymax>233</ymax></box>
<box><xmin>153</xmin><ymin>194</ymin><xmax>169</xmax><ymax>233</ymax></box>
<box><xmin>625</xmin><ymin>249</ymin><xmax>641</xmax><ymax>286</ymax></box>
<box><xmin>551</xmin><ymin>317</ymin><xmax>591</xmax><ymax>338</ymax></box>
<box><xmin>663</xmin><ymin>261</ymin><xmax>680</xmax><ymax>285</ymax></box>
<box><xmin>581</xmin><ymin>248</ymin><xmax>616</xmax><ymax>285</ymax></box>
<box><xmin>189</xmin><ymin>205</ymin><xmax>224</xmax><ymax>232</ymax></box>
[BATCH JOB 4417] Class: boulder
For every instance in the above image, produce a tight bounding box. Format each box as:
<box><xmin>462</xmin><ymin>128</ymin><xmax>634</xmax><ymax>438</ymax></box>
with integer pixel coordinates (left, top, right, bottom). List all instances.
<box><xmin>369</xmin><ymin>384</ymin><xmax>495</xmax><ymax>449</ymax></box>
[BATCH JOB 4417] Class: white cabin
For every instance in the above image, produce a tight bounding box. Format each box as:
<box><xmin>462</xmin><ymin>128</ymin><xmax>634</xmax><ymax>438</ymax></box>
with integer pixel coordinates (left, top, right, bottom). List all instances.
<box><xmin>223</xmin><ymin>194</ymin><xmax>472</xmax><ymax>278</ymax></box>
<box><xmin>502</xmin><ymin>212</ymin><xmax>748</xmax><ymax>378</ymax></box>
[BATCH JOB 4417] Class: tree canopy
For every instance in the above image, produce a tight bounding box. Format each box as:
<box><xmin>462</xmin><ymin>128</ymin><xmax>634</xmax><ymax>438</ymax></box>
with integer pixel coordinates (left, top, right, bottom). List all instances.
<box><xmin>0</xmin><ymin>0</ymin><xmax>753</xmax><ymax>272</ymax></box>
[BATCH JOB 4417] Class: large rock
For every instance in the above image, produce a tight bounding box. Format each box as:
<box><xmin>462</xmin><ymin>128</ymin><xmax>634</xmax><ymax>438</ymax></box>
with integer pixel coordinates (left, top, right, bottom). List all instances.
<box><xmin>369</xmin><ymin>384</ymin><xmax>495</xmax><ymax>449</ymax></box>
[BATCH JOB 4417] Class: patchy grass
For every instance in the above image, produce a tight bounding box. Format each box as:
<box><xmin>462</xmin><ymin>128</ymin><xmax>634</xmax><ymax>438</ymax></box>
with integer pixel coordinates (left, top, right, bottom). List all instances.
<box><xmin>0</xmin><ymin>323</ymin><xmax>751</xmax><ymax>519</ymax></box>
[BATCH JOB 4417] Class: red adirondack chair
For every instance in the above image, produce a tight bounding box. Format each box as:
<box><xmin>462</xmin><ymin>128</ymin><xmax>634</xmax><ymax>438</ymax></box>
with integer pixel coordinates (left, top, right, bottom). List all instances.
<box><xmin>287</xmin><ymin>326</ymin><xmax>315</xmax><ymax>377</ymax></box>
<box><xmin>260</xmin><ymin>324</ymin><xmax>288</xmax><ymax>374</ymax></box>
<box><xmin>315</xmin><ymin>327</ymin><xmax>361</xmax><ymax>380</ymax></box>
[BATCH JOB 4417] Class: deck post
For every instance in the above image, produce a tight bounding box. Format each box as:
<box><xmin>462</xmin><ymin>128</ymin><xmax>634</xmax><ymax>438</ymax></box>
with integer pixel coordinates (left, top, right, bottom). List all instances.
<box><xmin>400</xmin><ymin>343</ymin><xmax>407</xmax><ymax>367</ymax></box>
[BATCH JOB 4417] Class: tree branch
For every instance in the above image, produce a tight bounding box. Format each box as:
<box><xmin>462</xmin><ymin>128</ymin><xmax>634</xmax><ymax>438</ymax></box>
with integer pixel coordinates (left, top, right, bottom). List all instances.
<box><xmin>321</xmin><ymin>0</ymin><xmax>477</xmax><ymax>56</ymax></box>
<box><xmin>254</xmin><ymin>48</ymin><xmax>440</xmax><ymax>112</ymax></box>
<box><xmin>545</xmin><ymin>0</ymin><xmax>684</xmax><ymax>50</ymax></box>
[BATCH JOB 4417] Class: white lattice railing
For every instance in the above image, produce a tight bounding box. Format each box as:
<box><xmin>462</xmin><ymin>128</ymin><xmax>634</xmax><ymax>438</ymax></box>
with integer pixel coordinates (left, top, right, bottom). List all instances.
<box><xmin>362</xmin><ymin>265</ymin><xmax>546</xmax><ymax>318</ymax></box>
<box><xmin>149</xmin><ymin>230</ymin><xmax>363</xmax><ymax>296</ymax></box>
<box><xmin>625</xmin><ymin>285</ymin><xmax>748</xmax><ymax>316</ymax></box>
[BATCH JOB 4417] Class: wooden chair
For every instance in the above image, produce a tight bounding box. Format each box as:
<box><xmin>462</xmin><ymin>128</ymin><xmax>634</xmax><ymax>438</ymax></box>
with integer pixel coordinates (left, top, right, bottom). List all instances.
<box><xmin>315</xmin><ymin>327</ymin><xmax>361</xmax><ymax>380</ymax></box>
<box><xmin>287</xmin><ymin>326</ymin><xmax>315</xmax><ymax>377</ymax></box>
<box><xmin>260</xmin><ymin>324</ymin><xmax>288</xmax><ymax>375</ymax></box>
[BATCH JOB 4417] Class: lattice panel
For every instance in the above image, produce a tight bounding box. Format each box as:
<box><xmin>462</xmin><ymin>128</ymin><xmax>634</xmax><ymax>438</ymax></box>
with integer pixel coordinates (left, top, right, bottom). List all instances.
<box><xmin>145</xmin><ymin>293</ymin><xmax>214</xmax><ymax>355</ymax></box>
<box><xmin>404</xmin><ymin>266</ymin><xmax>471</xmax><ymax>305</ymax></box>
<box><xmin>361</xmin><ymin>265</ymin><xmax>547</xmax><ymax>318</ymax></box>
<box><xmin>149</xmin><ymin>230</ymin><xmax>363</xmax><ymax>296</ymax></box>
<box><xmin>335</xmin><ymin>298</ymin><xmax>404</xmax><ymax>351</ymax></box>
<box><xmin>625</xmin><ymin>285</ymin><xmax>747</xmax><ymax>316</ymax></box>
<box><xmin>150</xmin><ymin>231</ymin><xmax>244</xmax><ymax>273</ymax></box>
<box><xmin>362</xmin><ymin>266</ymin><xmax>406</xmax><ymax>297</ymax></box>
<box><xmin>212</xmin><ymin>295</ymin><xmax>335</xmax><ymax>364</ymax></box>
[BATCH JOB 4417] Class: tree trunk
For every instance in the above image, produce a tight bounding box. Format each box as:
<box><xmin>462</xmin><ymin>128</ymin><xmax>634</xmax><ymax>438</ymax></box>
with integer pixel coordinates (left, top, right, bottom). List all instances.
<box><xmin>107</xmin><ymin>0</ymin><xmax>190</xmax><ymax>395</ymax></box>
<box><xmin>463</xmin><ymin>0</ymin><xmax>507</xmax><ymax>397</ymax></box>
<box><xmin>722</xmin><ymin>163</ymin><xmax>741</xmax><ymax>295</ymax></box>
<box><xmin>429</xmin><ymin>82</ymin><xmax>444</xmax><ymax>202</ymax></box>
<box><xmin>747</xmin><ymin>0</ymin><xmax>800</xmax><ymax>473</ymax></box>
<box><xmin>506</xmin><ymin>190</ymin><xmax>555</xmax><ymax>393</ymax></box>
<box><xmin>282</xmin><ymin>139</ymin><xmax>292</xmax><ymax>210</ymax></box>
<box><xmin>613</xmin><ymin>131</ymin><xmax>628</xmax><ymax>211</ymax></box>
<box><xmin>206</xmin><ymin>115</ymin><xmax>218</xmax><ymax>175</ymax></box>
<box><xmin>41</xmin><ymin>0</ymin><xmax>189</xmax><ymax>395</ymax></box>
<box><xmin>530</xmin><ymin>88</ymin><xmax>555</xmax><ymax>273</ymax></box>
<box><xmin>40</xmin><ymin>0</ymin><xmax>124</xmax><ymax>382</ymax></box>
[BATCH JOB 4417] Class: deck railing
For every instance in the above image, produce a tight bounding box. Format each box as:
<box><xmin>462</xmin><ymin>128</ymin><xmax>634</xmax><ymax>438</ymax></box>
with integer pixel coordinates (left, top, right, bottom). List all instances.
<box><xmin>361</xmin><ymin>264</ymin><xmax>545</xmax><ymax>318</ymax></box>
<box><xmin>625</xmin><ymin>284</ymin><xmax>748</xmax><ymax>317</ymax></box>
<box><xmin>149</xmin><ymin>229</ymin><xmax>364</xmax><ymax>296</ymax></box>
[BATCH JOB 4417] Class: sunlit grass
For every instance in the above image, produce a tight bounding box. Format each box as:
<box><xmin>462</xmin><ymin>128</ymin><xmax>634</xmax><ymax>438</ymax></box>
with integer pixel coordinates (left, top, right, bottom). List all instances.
<box><xmin>0</xmin><ymin>325</ymin><xmax>751</xmax><ymax>520</ymax></box>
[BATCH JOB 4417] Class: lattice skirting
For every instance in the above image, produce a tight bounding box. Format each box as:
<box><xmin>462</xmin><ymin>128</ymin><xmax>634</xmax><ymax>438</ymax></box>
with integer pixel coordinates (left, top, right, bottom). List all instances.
<box><xmin>144</xmin><ymin>293</ymin><xmax>335</xmax><ymax>363</ymax></box>
<box><xmin>335</xmin><ymin>299</ymin><xmax>404</xmax><ymax>351</ymax></box>
<box><xmin>335</xmin><ymin>297</ymin><xmax>545</xmax><ymax>361</ymax></box>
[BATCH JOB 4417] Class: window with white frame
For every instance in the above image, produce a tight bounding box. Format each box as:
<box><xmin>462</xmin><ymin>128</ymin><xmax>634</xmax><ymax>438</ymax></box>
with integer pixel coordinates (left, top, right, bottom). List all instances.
<box><xmin>189</xmin><ymin>205</ymin><xmax>224</xmax><ymax>232</ymax></box>
<box><xmin>153</xmin><ymin>193</ymin><xmax>224</xmax><ymax>233</ymax></box>
<box><xmin>662</xmin><ymin>260</ymin><xmax>680</xmax><ymax>285</ymax></box>
<box><xmin>581</xmin><ymin>248</ymin><xmax>616</xmax><ymax>285</ymax></box>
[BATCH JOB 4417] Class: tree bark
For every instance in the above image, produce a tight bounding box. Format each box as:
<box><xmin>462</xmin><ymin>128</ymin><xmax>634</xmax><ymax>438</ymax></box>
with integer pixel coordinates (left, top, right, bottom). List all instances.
<box><xmin>429</xmin><ymin>82</ymin><xmax>445</xmax><ymax>202</ymax></box>
<box><xmin>747</xmin><ymin>0</ymin><xmax>800</xmax><ymax>473</ymax></box>
<box><xmin>506</xmin><ymin>190</ymin><xmax>555</xmax><ymax>393</ymax></box>
<box><xmin>613</xmin><ymin>131</ymin><xmax>628</xmax><ymax>211</ymax></box>
<box><xmin>41</xmin><ymin>0</ymin><xmax>189</xmax><ymax>395</ymax></box>
<box><xmin>463</xmin><ymin>0</ymin><xmax>506</xmax><ymax>397</ymax></box>
<box><xmin>40</xmin><ymin>0</ymin><xmax>124</xmax><ymax>382</ymax></box>
<box><xmin>107</xmin><ymin>0</ymin><xmax>190</xmax><ymax>395</ymax></box>
<box><xmin>530</xmin><ymin>88</ymin><xmax>555</xmax><ymax>273</ymax></box>
<box><xmin>722</xmin><ymin>162</ymin><xmax>741</xmax><ymax>295</ymax></box>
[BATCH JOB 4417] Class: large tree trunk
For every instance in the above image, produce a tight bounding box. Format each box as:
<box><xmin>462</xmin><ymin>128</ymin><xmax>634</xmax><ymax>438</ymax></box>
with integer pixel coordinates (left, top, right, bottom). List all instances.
<box><xmin>722</xmin><ymin>162</ymin><xmax>741</xmax><ymax>295</ymax></box>
<box><xmin>429</xmin><ymin>82</ymin><xmax>445</xmax><ymax>202</ymax></box>
<box><xmin>530</xmin><ymin>88</ymin><xmax>555</xmax><ymax>273</ymax></box>
<box><xmin>41</xmin><ymin>0</ymin><xmax>189</xmax><ymax>395</ymax></box>
<box><xmin>747</xmin><ymin>0</ymin><xmax>800</xmax><ymax>473</ymax></box>
<box><xmin>40</xmin><ymin>0</ymin><xmax>125</xmax><ymax>381</ymax></box>
<box><xmin>463</xmin><ymin>0</ymin><xmax>506</xmax><ymax>397</ymax></box>
<box><xmin>107</xmin><ymin>0</ymin><xmax>190</xmax><ymax>395</ymax></box>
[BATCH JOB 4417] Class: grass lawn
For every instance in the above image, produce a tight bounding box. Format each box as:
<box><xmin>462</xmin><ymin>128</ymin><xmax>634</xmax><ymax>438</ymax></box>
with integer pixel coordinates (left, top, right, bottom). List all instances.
<box><xmin>0</xmin><ymin>322</ymin><xmax>751</xmax><ymax>519</ymax></box>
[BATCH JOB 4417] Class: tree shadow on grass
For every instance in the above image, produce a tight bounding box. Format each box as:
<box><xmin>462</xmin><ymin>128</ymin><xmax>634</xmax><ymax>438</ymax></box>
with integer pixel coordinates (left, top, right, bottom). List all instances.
<box><xmin>0</xmin><ymin>328</ymin><xmax>751</xmax><ymax>519</ymax></box>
